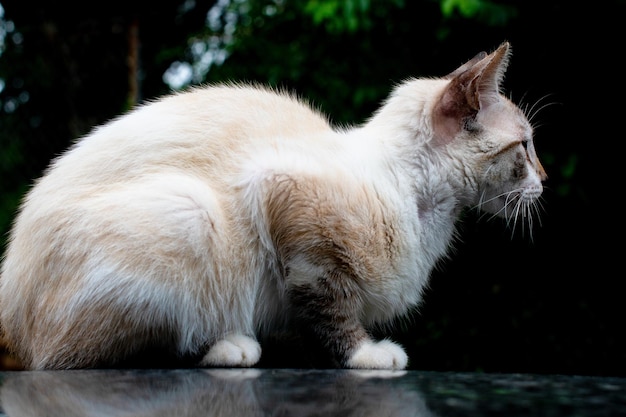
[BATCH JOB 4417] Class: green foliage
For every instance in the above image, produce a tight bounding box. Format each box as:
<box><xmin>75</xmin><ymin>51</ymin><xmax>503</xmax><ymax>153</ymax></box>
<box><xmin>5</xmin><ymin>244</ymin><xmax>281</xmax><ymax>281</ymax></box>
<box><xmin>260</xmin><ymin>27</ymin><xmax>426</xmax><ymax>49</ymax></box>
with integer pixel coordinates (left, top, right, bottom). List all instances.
<box><xmin>303</xmin><ymin>0</ymin><xmax>405</xmax><ymax>33</ymax></box>
<box><xmin>439</xmin><ymin>0</ymin><xmax>517</xmax><ymax>25</ymax></box>
<box><xmin>560</xmin><ymin>153</ymin><xmax>577</xmax><ymax>179</ymax></box>
<box><xmin>555</xmin><ymin>153</ymin><xmax>579</xmax><ymax>198</ymax></box>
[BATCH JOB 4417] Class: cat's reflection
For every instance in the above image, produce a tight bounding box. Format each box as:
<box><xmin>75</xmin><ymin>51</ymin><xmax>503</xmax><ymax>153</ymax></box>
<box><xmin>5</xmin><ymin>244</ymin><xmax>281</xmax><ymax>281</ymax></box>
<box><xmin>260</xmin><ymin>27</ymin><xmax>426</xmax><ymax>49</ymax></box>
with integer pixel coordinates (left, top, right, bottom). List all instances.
<box><xmin>0</xmin><ymin>368</ymin><xmax>436</xmax><ymax>416</ymax></box>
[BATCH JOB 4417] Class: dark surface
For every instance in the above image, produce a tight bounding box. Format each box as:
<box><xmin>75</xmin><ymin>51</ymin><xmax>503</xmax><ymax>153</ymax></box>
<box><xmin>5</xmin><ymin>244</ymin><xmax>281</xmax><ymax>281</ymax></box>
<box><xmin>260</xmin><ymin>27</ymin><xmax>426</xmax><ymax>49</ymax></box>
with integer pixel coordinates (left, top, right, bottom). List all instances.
<box><xmin>0</xmin><ymin>369</ymin><xmax>624</xmax><ymax>416</ymax></box>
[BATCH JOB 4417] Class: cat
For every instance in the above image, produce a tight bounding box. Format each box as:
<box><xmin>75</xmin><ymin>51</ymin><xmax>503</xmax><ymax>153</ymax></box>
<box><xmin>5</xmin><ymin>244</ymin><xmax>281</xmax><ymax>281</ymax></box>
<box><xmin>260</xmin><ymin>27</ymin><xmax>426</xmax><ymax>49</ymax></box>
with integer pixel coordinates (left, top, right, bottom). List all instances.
<box><xmin>0</xmin><ymin>42</ymin><xmax>546</xmax><ymax>370</ymax></box>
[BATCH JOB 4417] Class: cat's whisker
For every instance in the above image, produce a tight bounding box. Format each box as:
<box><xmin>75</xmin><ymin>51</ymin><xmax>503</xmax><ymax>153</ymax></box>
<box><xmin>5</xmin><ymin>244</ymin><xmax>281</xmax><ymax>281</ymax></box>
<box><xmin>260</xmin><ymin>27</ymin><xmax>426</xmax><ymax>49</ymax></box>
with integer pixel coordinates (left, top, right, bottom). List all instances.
<box><xmin>472</xmin><ymin>189</ymin><xmax>506</xmax><ymax>208</ymax></box>
<box><xmin>518</xmin><ymin>91</ymin><xmax>529</xmax><ymax>107</ymax></box>
<box><xmin>525</xmin><ymin>93</ymin><xmax>557</xmax><ymax>124</ymax></box>
<box><xmin>507</xmin><ymin>194</ymin><xmax>523</xmax><ymax>232</ymax></box>
<box><xmin>530</xmin><ymin>201</ymin><xmax>542</xmax><ymax>226</ymax></box>
<box><xmin>474</xmin><ymin>189</ymin><xmax>493</xmax><ymax>221</ymax></box>
<box><xmin>524</xmin><ymin>211</ymin><xmax>533</xmax><ymax>241</ymax></box>
<box><xmin>528</xmin><ymin>195</ymin><xmax>546</xmax><ymax>231</ymax></box>
<box><xmin>482</xmin><ymin>210</ymin><xmax>500</xmax><ymax>223</ymax></box>
<box><xmin>525</xmin><ymin>202</ymin><xmax>534</xmax><ymax>239</ymax></box>
<box><xmin>476</xmin><ymin>186</ymin><xmax>544</xmax><ymax>240</ymax></box>
<box><xmin>526</xmin><ymin>95</ymin><xmax>560</xmax><ymax>132</ymax></box>
<box><xmin>485</xmin><ymin>196</ymin><xmax>513</xmax><ymax>223</ymax></box>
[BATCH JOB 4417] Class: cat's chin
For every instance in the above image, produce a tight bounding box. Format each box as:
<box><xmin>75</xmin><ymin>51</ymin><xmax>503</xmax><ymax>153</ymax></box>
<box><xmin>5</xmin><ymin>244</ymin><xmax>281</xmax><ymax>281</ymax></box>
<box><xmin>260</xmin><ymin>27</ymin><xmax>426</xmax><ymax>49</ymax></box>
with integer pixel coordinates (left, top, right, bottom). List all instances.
<box><xmin>481</xmin><ymin>185</ymin><xmax>543</xmax><ymax>218</ymax></box>
<box><xmin>479</xmin><ymin>191</ymin><xmax>543</xmax><ymax>238</ymax></box>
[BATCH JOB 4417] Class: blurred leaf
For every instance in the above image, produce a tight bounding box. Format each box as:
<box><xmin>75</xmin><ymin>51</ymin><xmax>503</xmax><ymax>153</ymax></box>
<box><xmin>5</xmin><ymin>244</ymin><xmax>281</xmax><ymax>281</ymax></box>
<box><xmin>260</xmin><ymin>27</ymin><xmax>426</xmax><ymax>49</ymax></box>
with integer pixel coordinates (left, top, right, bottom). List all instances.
<box><xmin>303</xmin><ymin>0</ymin><xmax>374</xmax><ymax>33</ymax></box>
<box><xmin>439</xmin><ymin>0</ymin><xmax>517</xmax><ymax>25</ymax></box>
<box><xmin>561</xmin><ymin>153</ymin><xmax>578</xmax><ymax>179</ymax></box>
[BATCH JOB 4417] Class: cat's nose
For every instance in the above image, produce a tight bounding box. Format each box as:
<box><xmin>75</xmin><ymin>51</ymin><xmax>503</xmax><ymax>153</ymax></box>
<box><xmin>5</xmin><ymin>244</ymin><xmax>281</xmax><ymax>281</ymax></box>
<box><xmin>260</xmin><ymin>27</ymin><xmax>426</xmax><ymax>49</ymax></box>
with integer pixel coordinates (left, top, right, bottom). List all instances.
<box><xmin>536</xmin><ymin>161</ymin><xmax>547</xmax><ymax>181</ymax></box>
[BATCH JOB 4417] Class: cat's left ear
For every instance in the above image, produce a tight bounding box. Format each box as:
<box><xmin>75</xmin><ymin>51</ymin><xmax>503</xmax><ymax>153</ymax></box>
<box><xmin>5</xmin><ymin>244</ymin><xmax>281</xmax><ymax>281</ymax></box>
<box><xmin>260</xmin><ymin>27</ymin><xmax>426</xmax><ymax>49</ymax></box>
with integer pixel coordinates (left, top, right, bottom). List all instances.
<box><xmin>432</xmin><ymin>42</ymin><xmax>511</xmax><ymax>145</ymax></box>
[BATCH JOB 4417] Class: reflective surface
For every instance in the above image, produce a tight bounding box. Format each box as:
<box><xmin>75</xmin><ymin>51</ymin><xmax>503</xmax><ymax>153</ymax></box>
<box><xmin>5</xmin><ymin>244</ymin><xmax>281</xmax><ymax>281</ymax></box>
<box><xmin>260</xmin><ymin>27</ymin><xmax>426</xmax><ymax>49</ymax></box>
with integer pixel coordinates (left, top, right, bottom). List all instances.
<box><xmin>0</xmin><ymin>368</ymin><xmax>625</xmax><ymax>416</ymax></box>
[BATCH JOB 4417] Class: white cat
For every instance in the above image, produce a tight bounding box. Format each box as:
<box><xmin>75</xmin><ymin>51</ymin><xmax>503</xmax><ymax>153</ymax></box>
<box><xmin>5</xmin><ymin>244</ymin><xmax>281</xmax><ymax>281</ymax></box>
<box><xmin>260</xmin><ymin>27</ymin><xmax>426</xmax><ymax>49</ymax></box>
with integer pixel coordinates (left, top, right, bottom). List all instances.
<box><xmin>0</xmin><ymin>42</ymin><xmax>546</xmax><ymax>370</ymax></box>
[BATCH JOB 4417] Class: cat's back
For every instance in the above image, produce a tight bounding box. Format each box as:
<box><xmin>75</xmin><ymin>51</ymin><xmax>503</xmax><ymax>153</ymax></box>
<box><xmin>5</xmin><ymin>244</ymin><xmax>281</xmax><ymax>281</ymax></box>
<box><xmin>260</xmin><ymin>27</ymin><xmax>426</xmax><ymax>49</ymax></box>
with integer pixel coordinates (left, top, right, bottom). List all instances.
<box><xmin>100</xmin><ymin>83</ymin><xmax>332</xmax><ymax>146</ymax></box>
<box><xmin>3</xmin><ymin>83</ymin><xmax>339</xmax><ymax>283</ymax></box>
<box><xmin>39</xmin><ymin>83</ymin><xmax>334</xmax><ymax>188</ymax></box>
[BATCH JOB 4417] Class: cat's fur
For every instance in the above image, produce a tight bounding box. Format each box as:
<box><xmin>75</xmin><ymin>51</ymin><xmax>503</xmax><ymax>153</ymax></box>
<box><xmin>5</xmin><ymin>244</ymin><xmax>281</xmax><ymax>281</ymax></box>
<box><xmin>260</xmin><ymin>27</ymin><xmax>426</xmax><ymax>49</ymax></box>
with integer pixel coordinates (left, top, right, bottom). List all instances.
<box><xmin>0</xmin><ymin>42</ymin><xmax>546</xmax><ymax>370</ymax></box>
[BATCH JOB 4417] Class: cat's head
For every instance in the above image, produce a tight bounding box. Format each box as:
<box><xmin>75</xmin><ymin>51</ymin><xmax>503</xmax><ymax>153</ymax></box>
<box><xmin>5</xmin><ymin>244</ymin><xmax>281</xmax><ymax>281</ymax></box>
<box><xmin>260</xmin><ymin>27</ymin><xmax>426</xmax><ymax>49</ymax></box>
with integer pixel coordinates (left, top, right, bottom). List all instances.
<box><xmin>432</xmin><ymin>42</ymin><xmax>547</xmax><ymax>232</ymax></box>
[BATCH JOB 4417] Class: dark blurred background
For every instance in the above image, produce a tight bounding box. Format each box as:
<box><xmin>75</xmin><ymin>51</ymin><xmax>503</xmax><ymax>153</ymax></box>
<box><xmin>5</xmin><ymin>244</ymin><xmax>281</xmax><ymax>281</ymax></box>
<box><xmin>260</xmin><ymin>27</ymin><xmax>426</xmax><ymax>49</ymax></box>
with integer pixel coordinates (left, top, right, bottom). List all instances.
<box><xmin>0</xmin><ymin>0</ymin><xmax>623</xmax><ymax>376</ymax></box>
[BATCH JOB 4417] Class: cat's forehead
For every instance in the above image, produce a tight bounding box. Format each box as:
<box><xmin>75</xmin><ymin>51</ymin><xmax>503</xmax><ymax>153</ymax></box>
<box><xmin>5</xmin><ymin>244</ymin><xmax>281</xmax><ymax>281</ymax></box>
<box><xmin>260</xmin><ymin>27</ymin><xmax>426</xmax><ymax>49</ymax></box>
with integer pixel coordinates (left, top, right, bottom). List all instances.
<box><xmin>478</xmin><ymin>99</ymin><xmax>532</xmax><ymax>141</ymax></box>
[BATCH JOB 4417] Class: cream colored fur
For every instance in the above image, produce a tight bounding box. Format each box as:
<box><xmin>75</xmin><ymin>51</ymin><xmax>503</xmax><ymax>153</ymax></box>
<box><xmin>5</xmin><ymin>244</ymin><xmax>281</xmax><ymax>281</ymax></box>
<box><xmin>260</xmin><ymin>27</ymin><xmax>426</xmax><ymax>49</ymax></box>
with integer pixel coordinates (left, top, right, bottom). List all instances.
<box><xmin>0</xmin><ymin>42</ymin><xmax>545</xmax><ymax>370</ymax></box>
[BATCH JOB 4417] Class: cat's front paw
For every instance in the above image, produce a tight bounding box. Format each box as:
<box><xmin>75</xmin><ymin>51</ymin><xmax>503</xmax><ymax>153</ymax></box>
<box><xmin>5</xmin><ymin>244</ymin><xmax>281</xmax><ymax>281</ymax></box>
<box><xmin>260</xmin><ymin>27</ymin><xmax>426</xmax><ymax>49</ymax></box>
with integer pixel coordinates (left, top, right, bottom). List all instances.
<box><xmin>200</xmin><ymin>334</ymin><xmax>261</xmax><ymax>367</ymax></box>
<box><xmin>346</xmin><ymin>340</ymin><xmax>408</xmax><ymax>370</ymax></box>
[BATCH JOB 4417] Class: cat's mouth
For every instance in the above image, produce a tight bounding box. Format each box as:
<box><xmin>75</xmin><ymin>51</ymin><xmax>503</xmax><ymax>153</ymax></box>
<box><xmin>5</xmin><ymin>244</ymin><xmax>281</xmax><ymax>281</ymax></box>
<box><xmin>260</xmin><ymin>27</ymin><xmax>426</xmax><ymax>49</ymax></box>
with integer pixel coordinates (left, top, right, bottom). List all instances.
<box><xmin>478</xmin><ymin>183</ymin><xmax>543</xmax><ymax>212</ymax></box>
<box><xmin>481</xmin><ymin>185</ymin><xmax>544</xmax><ymax>238</ymax></box>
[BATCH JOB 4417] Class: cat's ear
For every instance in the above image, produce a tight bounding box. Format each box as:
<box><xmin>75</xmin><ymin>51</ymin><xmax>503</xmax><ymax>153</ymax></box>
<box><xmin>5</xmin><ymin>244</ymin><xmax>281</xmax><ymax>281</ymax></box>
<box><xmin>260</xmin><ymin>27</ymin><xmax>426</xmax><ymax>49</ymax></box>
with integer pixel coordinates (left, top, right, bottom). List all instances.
<box><xmin>443</xmin><ymin>51</ymin><xmax>488</xmax><ymax>79</ymax></box>
<box><xmin>432</xmin><ymin>42</ymin><xmax>511</xmax><ymax>146</ymax></box>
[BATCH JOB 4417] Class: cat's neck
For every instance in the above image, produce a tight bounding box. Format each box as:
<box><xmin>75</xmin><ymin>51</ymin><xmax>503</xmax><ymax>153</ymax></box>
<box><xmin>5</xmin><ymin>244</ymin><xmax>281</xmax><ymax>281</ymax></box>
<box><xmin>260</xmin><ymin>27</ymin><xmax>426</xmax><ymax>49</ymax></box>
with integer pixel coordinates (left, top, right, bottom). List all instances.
<box><xmin>333</xmin><ymin>132</ymin><xmax>459</xmax><ymax>268</ymax></box>
<box><xmin>355</xmin><ymin>79</ymin><xmax>471</xmax><ymax>221</ymax></box>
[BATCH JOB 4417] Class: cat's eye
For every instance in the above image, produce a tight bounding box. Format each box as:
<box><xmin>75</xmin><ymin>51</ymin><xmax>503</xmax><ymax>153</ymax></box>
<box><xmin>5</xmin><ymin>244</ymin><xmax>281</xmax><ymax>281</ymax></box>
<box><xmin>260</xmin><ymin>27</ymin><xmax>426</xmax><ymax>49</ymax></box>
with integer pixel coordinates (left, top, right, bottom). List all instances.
<box><xmin>521</xmin><ymin>140</ymin><xmax>528</xmax><ymax>151</ymax></box>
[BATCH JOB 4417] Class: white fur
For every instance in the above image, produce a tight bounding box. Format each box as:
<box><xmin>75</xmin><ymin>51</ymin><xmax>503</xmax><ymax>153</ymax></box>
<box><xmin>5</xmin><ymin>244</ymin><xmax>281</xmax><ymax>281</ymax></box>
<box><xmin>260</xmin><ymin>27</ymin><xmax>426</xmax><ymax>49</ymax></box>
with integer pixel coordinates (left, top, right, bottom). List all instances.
<box><xmin>200</xmin><ymin>334</ymin><xmax>262</xmax><ymax>367</ymax></box>
<box><xmin>347</xmin><ymin>340</ymin><xmax>408</xmax><ymax>370</ymax></box>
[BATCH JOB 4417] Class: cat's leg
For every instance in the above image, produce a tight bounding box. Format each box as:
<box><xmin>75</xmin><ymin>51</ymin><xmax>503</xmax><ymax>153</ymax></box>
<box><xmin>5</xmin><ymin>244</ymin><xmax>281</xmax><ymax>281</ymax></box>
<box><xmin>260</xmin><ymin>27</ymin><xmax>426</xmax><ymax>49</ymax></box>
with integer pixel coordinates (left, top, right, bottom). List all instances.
<box><xmin>289</xmin><ymin>278</ymin><xmax>408</xmax><ymax>370</ymax></box>
<box><xmin>199</xmin><ymin>334</ymin><xmax>261</xmax><ymax>367</ymax></box>
<box><xmin>25</xmin><ymin>174</ymin><xmax>261</xmax><ymax>369</ymax></box>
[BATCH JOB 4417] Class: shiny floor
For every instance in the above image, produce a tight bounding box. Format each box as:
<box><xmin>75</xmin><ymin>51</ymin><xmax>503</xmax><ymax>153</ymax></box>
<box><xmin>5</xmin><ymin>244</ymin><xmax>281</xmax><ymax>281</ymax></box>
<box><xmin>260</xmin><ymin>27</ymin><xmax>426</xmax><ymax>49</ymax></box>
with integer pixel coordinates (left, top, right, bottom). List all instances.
<box><xmin>0</xmin><ymin>368</ymin><xmax>624</xmax><ymax>416</ymax></box>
